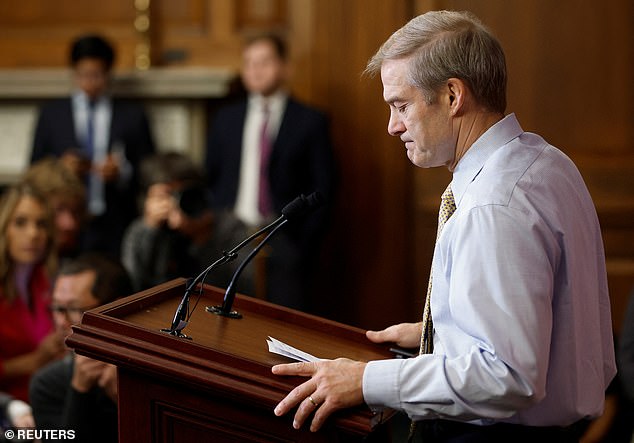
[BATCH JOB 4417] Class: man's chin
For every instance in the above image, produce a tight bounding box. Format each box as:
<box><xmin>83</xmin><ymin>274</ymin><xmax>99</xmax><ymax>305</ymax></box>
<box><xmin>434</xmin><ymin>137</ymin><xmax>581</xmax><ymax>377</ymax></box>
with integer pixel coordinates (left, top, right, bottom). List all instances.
<box><xmin>407</xmin><ymin>151</ymin><xmax>430</xmax><ymax>168</ymax></box>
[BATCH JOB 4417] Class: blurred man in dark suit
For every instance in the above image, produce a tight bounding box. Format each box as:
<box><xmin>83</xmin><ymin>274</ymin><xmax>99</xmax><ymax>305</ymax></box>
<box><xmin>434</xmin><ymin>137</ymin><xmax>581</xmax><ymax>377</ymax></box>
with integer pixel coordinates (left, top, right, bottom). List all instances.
<box><xmin>30</xmin><ymin>253</ymin><xmax>132</xmax><ymax>443</ymax></box>
<box><xmin>31</xmin><ymin>34</ymin><xmax>155</xmax><ymax>257</ymax></box>
<box><xmin>205</xmin><ymin>34</ymin><xmax>337</xmax><ymax>311</ymax></box>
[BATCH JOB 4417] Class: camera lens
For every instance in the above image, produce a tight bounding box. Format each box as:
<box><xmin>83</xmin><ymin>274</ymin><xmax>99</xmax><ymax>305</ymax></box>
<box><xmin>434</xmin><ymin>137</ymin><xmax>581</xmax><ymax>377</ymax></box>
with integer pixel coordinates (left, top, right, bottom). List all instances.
<box><xmin>176</xmin><ymin>186</ymin><xmax>210</xmax><ymax>217</ymax></box>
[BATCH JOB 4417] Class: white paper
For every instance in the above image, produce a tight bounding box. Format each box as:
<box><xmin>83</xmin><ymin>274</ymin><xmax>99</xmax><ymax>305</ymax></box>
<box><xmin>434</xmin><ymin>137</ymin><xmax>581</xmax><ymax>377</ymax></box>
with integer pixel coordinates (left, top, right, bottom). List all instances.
<box><xmin>267</xmin><ymin>336</ymin><xmax>321</xmax><ymax>362</ymax></box>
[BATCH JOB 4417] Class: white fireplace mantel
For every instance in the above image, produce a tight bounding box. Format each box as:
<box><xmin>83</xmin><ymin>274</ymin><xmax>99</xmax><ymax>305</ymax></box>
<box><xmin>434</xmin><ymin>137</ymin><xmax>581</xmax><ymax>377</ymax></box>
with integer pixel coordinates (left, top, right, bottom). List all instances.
<box><xmin>0</xmin><ymin>67</ymin><xmax>236</xmax><ymax>98</ymax></box>
<box><xmin>0</xmin><ymin>67</ymin><xmax>237</xmax><ymax>182</ymax></box>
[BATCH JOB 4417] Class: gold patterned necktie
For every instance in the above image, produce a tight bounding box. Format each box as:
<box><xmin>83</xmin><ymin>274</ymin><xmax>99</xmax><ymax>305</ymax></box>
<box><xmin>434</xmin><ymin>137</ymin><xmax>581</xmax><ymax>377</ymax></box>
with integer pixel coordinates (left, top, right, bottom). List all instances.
<box><xmin>408</xmin><ymin>185</ymin><xmax>457</xmax><ymax>442</ymax></box>
<box><xmin>420</xmin><ymin>184</ymin><xmax>457</xmax><ymax>355</ymax></box>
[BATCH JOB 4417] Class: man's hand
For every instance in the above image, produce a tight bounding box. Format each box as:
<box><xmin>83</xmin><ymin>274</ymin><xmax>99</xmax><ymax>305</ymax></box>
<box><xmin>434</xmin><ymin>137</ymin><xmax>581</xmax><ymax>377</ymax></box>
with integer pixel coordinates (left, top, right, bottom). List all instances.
<box><xmin>272</xmin><ymin>358</ymin><xmax>366</xmax><ymax>432</ymax></box>
<box><xmin>366</xmin><ymin>322</ymin><xmax>423</xmax><ymax>349</ymax></box>
<box><xmin>60</xmin><ymin>150</ymin><xmax>91</xmax><ymax>179</ymax></box>
<box><xmin>94</xmin><ymin>153</ymin><xmax>120</xmax><ymax>182</ymax></box>
<box><xmin>98</xmin><ymin>363</ymin><xmax>118</xmax><ymax>402</ymax></box>
<box><xmin>71</xmin><ymin>354</ymin><xmax>108</xmax><ymax>393</ymax></box>
<box><xmin>143</xmin><ymin>184</ymin><xmax>174</xmax><ymax>228</ymax></box>
<box><xmin>35</xmin><ymin>331</ymin><xmax>66</xmax><ymax>365</ymax></box>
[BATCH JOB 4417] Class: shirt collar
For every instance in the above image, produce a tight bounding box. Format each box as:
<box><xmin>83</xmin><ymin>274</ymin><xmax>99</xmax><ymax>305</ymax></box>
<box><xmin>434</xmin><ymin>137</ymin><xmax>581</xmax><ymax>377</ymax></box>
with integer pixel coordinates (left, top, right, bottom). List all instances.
<box><xmin>248</xmin><ymin>90</ymin><xmax>288</xmax><ymax>113</ymax></box>
<box><xmin>451</xmin><ymin>113</ymin><xmax>523</xmax><ymax>205</ymax></box>
<box><xmin>72</xmin><ymin>90</ymin><xmax>110</xmax><ymax>109</ymax></box>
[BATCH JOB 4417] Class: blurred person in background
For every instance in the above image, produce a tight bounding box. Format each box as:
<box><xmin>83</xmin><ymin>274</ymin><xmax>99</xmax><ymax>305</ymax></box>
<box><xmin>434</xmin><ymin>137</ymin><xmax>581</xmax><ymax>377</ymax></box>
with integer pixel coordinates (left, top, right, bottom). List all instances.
<box><xmin>22</xmin><ymin>158</ymin><xmax>87</xmax><ymax>262</ymax></box>
<box><xmin>122</xmin><ymin>152</ymin><xmax>246</xmax><ymax>293</ymax></box>
<box><xmin>0</xmin><ymin>184</ymin><xmax>65</xmax><ymax>404</ymax></box>
<box><xmin>205</xmin><ymin>34</ymin><xmax>337</xmax><ymax>311</ymax></box>
<box><xmin>30</xmin><ymin>253</ymin><xmax>132</xmax><ymax>443</ymax></box>
<box><xmin>31</xmin><ymin>34</ymin><xmax>155</xmax><ymax>257</ymax></box>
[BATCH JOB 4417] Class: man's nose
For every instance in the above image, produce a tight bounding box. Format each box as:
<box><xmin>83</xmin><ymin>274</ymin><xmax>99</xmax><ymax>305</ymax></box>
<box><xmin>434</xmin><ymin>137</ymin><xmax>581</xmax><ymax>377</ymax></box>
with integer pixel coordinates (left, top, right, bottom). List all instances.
<box><xmin>56</xmin><ymin>315</ymin><xmax>72</xmax><ymax>335</ymax></box>
<box><xmin>387</xmin><ymin>110</ymin><xmax>405</xmax><ymax>136</ymax></box>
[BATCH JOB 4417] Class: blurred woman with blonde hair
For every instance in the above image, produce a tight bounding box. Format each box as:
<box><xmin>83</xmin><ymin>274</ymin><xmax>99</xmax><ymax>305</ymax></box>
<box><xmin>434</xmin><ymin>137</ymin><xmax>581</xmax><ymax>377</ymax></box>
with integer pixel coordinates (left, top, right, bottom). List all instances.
<box><xmin>0</xmin><ymin>183</ymin><xmax>65</xmax><ymax>402</ymax></box>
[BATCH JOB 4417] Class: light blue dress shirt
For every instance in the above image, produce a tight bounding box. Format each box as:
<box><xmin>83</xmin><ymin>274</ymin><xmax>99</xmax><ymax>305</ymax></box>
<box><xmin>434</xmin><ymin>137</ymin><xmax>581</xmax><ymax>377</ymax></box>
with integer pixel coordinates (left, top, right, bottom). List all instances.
<box><xmin>72</xmin><ymin>91</ymin><xmax>132</xmax><ymax>216</ymax></box>
<box><xmin>363</xmin><ymin>114</ymin><xmax>616</xmax><ymax>426</ymax></box>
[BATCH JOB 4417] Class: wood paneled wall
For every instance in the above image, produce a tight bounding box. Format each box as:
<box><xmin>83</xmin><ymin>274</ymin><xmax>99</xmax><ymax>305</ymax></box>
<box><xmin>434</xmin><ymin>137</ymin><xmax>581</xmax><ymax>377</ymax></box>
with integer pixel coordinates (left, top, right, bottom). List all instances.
<box><xmin>301</xmin><ymin>0</ymin><xmax>417</xmax><ymax>328</ymax></box>
<box><xmin>1</xmin><ymin>0</ymin><xmax>632</xmax><ymax>333</ymax></box>
<box><xmin>0</xmin><ymin>1</ymin><xmax>139</xmax><ymax>68</ymax></box>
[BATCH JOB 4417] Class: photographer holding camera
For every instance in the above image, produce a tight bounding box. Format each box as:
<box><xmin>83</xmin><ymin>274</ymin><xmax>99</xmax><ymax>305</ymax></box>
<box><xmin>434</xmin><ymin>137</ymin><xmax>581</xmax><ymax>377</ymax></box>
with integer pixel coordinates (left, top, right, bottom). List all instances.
<box><xmin>121</xmin><ymin>152</ymin><xmax>248</xmax><ymax>293</ymax></box>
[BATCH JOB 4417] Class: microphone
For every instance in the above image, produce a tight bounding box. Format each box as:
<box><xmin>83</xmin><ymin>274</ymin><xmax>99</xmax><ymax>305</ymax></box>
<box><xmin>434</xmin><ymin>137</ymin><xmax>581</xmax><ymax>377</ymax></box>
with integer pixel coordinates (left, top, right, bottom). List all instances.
<box><xmin>279</xmin><ymin>191</ymin><xmax>323</xmax><ymax>220</ymax></box>
<box><xmin>206</xmin><ymin>192</ymin><xmax>323</xmax><ymax>318</ymax></box>
<box><xmin>161</xmin><ymin>192</ymin><xmax>323</xmax><ymax>336</ymax></box>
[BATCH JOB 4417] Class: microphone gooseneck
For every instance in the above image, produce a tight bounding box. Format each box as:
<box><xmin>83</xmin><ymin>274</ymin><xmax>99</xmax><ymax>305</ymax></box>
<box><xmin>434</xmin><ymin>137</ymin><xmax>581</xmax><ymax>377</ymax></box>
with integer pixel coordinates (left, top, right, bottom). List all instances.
<box><xmin>161</xmin><ymin>192</ymin><xmax>324</xmax><ymax>337</ymax></box>
<box><xmin>161</xmin><ymin>252</ymin><xmax>237</xmax><ymax>338</ymax></box>
<box><xmin>160</xmin><ymin>217</ymin><xmax>287</xmax><ymax>337</ymax></box>
<box><xmin>206</xmin><ymin>221</ymin><xmax>287</xmax><ymax>318</ymax></box>
<box><xmin>207</xmin><ymin>192</ymin><xmax>324</xmax><ymax>319</ymax></box>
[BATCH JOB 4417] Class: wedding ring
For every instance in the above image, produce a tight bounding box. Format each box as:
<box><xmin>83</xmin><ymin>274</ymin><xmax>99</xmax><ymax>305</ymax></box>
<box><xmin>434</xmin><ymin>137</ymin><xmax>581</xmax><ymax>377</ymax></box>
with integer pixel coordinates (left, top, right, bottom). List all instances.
<box><xmin>308</xmin><ymin>395</ymin><xmax>318</xmax><ymax>407</ymax></box>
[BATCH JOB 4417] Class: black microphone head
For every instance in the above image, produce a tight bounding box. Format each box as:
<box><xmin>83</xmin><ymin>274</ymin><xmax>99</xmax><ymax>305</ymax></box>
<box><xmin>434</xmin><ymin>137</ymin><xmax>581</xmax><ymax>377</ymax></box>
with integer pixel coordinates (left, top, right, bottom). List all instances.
<box><xmin>281</xmin><ymin>192</ymin><xmax>324</xmax><ymax>220</ymax></box>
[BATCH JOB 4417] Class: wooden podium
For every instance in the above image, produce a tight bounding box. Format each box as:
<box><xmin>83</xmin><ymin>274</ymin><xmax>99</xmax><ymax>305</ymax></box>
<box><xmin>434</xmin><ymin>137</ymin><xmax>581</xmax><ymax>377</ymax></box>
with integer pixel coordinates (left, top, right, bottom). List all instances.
<box><xmin>66</xmin><ymin>279</ymin><xmax>395</xmax><ymax>442</ymax></box>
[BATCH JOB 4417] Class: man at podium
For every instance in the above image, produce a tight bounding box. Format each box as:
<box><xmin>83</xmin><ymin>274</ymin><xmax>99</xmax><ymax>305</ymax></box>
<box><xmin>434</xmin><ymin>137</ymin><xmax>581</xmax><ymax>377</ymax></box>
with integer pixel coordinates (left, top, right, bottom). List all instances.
<box><xmin>272</xmin><ymin>10</ymin><xmax>615</xmax><ymax>443</ymax></box>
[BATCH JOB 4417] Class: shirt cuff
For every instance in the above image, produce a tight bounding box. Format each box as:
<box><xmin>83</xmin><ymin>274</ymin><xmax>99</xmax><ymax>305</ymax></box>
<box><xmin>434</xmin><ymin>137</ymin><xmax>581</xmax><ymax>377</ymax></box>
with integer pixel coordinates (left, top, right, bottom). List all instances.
<box><xmin>363</xmin><ymin>358</ymin><xmax>405</xmax><ymax>412</ymax></box>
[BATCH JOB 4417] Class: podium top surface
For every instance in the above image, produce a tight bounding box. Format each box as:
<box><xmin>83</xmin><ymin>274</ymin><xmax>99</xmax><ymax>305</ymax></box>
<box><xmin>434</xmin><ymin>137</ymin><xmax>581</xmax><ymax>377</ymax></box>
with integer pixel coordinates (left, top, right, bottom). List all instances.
<box><xmin>66</xmin><ymin>278</ymin><xmax>396</xmax><ymax>436</ymax></box>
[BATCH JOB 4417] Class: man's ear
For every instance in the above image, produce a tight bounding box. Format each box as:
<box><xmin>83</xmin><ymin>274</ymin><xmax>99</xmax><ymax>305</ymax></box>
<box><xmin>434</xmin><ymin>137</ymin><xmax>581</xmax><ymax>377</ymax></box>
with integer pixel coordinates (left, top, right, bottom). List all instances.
<box><xmin>446</xmin><ymin>78</ymin><xmax>467</xmax><ymax>115</ymax></box>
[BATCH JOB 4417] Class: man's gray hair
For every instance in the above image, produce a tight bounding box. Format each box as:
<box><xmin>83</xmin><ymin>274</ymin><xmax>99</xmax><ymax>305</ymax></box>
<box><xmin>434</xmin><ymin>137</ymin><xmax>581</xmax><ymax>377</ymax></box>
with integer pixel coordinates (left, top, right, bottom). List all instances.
<box><xmin>365</xmin><ymin>10</ymin><xmax>507</xmax><ymax>113</ymax></box>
